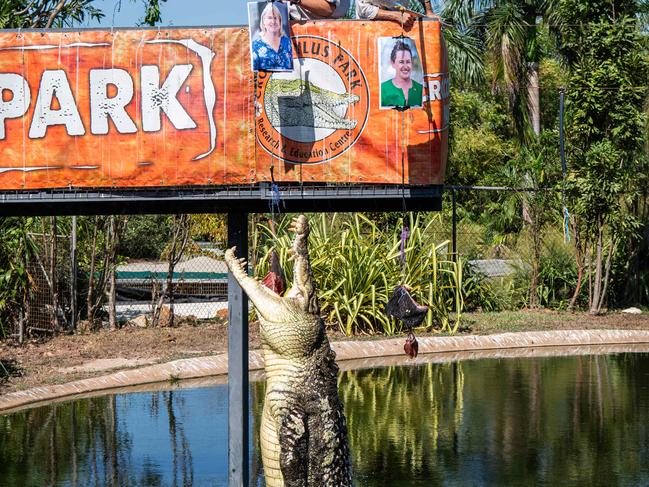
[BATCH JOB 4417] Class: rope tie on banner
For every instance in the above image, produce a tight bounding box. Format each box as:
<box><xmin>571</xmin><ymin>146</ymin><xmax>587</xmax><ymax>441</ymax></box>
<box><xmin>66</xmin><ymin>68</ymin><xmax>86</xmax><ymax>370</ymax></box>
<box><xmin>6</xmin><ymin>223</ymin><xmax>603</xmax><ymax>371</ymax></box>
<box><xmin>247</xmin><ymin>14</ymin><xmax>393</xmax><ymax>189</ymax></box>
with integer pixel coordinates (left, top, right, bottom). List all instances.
<box><xmin>269</xmin><ymin>161</ymin><xmax>282</xmax><ymax>218</ymax></box>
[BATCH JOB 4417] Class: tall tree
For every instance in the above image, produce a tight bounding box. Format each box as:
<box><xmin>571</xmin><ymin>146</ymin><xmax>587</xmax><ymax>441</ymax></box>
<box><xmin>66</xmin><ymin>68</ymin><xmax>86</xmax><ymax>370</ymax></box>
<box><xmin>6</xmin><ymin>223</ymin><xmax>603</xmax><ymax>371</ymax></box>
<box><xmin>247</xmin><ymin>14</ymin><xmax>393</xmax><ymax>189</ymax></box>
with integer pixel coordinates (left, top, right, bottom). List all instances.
<box><xmin>106</xmin><ymin>216</ymin><xmax>128</xmax><ymax>331</ymax></box>
<box><xmin>151</xmin><ymin>214</ymin><xmax>191</xmax><ymax>328</ymax></box>
<box><xmin>440</xmin><ymin>0</ymin><xmax>563</xmax><ymax>268</ymax></box>
<box><xmin>0</xmin><ymin>0</ymin><xmax>166</xmax><ymax>339</ymax></box>
<box><xmin>559</xmin><ymin>0</ymin><xmax>648</xmax><ymax>313</ymax></box>
<box><xmin>440</xmin><ymin>0</ymin><xmax>561</xmax><ymax>141</ymax></box>
<box><xmin>0</xmin><ymin>0</ymin><xmax>165</xmax><ymax>29</ymax></box>
<box><xmin>0</xmin><ymin>218</ymin><xmax>37</xmax><ymax>341</ymax></box>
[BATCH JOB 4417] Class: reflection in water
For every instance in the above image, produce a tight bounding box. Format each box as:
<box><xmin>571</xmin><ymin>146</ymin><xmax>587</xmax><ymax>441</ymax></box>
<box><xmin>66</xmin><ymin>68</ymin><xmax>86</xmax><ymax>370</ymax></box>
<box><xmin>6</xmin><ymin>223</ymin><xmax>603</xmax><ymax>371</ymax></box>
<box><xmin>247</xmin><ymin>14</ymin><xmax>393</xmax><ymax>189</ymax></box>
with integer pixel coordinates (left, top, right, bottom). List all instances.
<box><xmin>0</xmin><ymin>388</ymin><xmax>234</xmax><ymax>486</ymax></box>
<box><xmin>338</xmin><ymin>353</ymin><xmax>649</xmax><ymax>487</ymax></box>
<box><xmin>337</xmin><ymin>362</ymin><xmax>465</xmax><ymax>487</ymax></box>
<box><xmin>0</xmin><ymin>395</ymin><xmax>129</xmax><ymax>486</ymax></box>
<box><xmin>2</xmin><ymin>353</ymin><xmax>649</xmax><ymax>486</ymax></box>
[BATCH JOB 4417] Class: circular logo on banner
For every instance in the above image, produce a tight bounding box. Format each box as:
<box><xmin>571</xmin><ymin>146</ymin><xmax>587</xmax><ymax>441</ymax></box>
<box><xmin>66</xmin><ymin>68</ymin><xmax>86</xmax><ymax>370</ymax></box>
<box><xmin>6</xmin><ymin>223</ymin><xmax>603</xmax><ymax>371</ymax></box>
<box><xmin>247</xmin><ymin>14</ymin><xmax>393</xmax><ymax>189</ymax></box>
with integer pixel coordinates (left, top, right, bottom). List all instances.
<box><xmin>256</xmin><ymin>35</ymin><xmax>370</xmax><ymax>165</ymax></box>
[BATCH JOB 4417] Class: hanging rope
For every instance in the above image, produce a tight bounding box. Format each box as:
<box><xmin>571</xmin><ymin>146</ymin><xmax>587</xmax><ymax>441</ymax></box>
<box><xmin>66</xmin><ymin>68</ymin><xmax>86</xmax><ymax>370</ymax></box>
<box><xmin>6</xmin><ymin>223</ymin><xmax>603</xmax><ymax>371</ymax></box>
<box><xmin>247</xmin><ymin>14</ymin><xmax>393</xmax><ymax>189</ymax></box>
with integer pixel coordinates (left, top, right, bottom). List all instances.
<box><xmin>383</xmin><ymin>75</ymin><xmax>427</xmax><ymax>358</ymax></box>
<box><xmin>262</xmin><ymin>157</ymin><xmax>286</xmax><ymax>296</ymax></box>
<box><xmin>269</xmin><ymin>162</ymin><xmax>282</xmax><ymax>217</ymax></box>
<box><xmin>400</xmin><ymin>226</ymin><xmax>409</xmax><ymax>266</ymax></box>
<box><xmin>252</xmin><ymin>33</ymin><xmax>285</xmax><ymax>296</ymax></box>
<box><xmin>399</xmin><ymin>108</ymin><xmax>409</xmax><ymax>276</ymax></box>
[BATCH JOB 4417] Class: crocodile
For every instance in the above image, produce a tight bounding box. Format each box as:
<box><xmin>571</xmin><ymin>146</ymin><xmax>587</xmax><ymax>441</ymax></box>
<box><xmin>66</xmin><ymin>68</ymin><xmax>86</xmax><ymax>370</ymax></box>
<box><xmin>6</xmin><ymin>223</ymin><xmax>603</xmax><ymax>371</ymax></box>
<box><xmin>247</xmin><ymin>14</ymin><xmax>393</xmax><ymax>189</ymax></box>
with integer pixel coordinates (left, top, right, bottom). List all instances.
<box><xmin>225</xmin><ymin>215</ymin><xmax>352</xmax><ymax>487</ymax></box>
<box><xmin>264</xmin><ymin>77</ymin><xmax>359</xmax><ymax>130</ymax></box>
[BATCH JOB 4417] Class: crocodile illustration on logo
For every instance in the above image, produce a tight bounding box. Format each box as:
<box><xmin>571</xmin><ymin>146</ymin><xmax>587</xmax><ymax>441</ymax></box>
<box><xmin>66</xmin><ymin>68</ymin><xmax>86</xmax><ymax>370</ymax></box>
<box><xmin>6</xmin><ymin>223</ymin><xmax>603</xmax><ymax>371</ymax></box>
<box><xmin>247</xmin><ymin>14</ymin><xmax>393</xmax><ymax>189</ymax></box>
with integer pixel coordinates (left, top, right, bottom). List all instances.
<box><xmin>256</xmin><ymin>35</ymin><xmax>369</xmax><ymax>165</ymax></box>
<box><xmin>264</xmin><ymin>78</ymin><xmax>359</xmax><ymax>130</ymax></box>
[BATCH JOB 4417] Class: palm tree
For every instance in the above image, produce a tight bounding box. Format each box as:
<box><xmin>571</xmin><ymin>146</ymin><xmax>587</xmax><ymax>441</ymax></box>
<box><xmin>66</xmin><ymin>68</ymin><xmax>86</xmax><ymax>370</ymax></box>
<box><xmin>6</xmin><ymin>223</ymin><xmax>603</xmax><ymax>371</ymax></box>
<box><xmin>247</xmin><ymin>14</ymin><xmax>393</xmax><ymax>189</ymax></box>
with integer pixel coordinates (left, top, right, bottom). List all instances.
<box><xmin>429</xmin><ymin>1</ymin><xmax>486</xmax><ymax>87</ymax></box>
<box><xmin>0</xmin><ymin>0</ymin><xmax>164</xmax><ymax>29</ymax></box>
<box><xmin>435</xmin><ymin>1</ymin><xmax>563</xmax><ymax>307</ymax></box>
<box><xmin>439</xmin><ymin>0</ymin><xmax>560</xmax><ymax>141</ymax></box>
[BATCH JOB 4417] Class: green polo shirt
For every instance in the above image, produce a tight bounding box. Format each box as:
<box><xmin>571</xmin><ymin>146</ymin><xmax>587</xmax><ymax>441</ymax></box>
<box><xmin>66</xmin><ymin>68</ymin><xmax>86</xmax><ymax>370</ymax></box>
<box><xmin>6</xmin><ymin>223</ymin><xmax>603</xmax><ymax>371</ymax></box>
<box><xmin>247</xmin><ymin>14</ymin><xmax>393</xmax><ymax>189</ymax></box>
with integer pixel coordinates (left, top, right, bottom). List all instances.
<box><xmin>380</xmin><ymin>79</ymin><xmax>423</xmax><ymax>108</ymax></box>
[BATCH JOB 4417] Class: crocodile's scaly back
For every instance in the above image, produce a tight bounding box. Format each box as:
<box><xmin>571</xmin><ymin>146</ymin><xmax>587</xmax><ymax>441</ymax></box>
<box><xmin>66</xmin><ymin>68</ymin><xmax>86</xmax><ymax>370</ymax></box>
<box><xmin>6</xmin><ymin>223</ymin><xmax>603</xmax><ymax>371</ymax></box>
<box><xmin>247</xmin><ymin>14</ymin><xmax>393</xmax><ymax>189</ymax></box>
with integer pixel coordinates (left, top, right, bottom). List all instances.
<box><xmin>225</xmin><ymin>215</ymin><xmax>352</xmax><ymax>487</ymax></box>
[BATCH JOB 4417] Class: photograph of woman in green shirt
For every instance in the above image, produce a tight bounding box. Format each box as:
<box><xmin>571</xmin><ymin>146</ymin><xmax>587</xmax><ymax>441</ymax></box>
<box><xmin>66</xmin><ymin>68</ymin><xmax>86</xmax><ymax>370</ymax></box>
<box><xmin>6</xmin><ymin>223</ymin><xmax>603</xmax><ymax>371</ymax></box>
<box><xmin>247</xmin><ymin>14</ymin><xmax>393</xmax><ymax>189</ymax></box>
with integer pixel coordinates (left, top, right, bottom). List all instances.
<box><xmin>379</xmin><ymin>39</ymin><xmax>423</xmax><ymax>109</ymax></box>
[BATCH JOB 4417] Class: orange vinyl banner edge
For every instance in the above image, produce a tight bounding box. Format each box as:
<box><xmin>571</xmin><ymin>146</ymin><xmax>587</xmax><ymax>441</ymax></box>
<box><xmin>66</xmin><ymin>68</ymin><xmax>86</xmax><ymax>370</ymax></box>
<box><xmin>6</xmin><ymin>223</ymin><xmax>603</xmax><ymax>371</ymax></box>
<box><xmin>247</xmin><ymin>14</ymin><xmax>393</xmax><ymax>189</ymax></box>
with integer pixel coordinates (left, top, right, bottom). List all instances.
<box><xmin>0</xmin><ymin>21</ymin><xmax>448</xmax><ymax>191</ymax></box>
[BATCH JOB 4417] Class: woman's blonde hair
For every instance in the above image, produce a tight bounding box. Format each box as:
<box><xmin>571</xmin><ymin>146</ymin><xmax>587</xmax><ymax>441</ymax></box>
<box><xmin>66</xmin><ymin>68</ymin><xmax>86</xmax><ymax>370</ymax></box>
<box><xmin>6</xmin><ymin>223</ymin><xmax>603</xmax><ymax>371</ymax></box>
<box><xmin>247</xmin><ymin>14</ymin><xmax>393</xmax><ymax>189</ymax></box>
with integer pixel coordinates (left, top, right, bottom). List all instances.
<box><xmin>259</xmin><ymin>2</ymin><xmax>286</xmax><ymax>37</ymax></box>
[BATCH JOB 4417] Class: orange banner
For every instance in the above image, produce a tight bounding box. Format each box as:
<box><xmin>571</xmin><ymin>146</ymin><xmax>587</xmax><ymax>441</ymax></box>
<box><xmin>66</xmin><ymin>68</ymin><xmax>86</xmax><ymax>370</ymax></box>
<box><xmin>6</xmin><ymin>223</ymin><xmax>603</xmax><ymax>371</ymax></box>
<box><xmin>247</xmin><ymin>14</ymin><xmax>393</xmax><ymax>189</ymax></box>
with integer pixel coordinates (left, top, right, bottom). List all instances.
<box><xmin>0</xmin><ymin>21</ymin><xmax>448</xmax><ymax>190</ymax></box>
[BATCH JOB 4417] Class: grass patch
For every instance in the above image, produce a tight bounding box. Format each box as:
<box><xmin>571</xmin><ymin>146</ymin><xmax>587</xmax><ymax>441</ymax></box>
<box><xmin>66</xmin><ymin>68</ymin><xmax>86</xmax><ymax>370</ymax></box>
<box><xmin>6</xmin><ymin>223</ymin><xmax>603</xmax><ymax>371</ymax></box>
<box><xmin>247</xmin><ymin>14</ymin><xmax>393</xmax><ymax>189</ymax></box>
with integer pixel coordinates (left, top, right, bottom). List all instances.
<box><xmin>461</xmin><ymin>310</ymin><xmax>579</xmax><ymax>334</ymax></box>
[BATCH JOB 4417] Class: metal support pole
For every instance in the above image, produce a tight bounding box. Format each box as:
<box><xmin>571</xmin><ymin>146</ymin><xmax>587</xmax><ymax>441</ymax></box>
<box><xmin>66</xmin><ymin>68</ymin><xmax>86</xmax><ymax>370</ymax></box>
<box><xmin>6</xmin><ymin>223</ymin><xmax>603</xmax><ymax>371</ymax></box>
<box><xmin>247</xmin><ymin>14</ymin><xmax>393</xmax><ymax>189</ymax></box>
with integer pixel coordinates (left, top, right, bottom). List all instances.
<box><xmin>227</xmin><ymin>211</ymin><xmax>249</xmax><ymax>487</ymax></box>
<box><xmin>451</xmin><ymin>188</ymin><xmax>457</xmax><ymax>262</ymax></box>
<box><xmin>70</xmin><ymin>216</ymin><xmax>77</xmax><ymax>332</ymax></box>
<box><xmin>559</xmin><ymin>88</ymin><xmax>570</xmax><ymax>243</ymax></box>
<box><xmin>559</xmin><ymin>89</ymin><xmax>566</xmax><ymax>175</ymax></box>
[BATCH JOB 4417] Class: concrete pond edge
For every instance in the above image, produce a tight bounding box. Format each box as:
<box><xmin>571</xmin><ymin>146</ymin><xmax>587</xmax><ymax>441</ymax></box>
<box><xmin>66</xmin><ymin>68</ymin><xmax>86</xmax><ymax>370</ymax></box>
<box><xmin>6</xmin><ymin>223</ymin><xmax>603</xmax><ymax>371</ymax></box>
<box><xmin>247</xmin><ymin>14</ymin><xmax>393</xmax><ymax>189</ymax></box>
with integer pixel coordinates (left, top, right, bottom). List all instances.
<box><xmin>2</xmin><ymin>329</ymin><xmax>649</xmax><ymax>414</ymax></box>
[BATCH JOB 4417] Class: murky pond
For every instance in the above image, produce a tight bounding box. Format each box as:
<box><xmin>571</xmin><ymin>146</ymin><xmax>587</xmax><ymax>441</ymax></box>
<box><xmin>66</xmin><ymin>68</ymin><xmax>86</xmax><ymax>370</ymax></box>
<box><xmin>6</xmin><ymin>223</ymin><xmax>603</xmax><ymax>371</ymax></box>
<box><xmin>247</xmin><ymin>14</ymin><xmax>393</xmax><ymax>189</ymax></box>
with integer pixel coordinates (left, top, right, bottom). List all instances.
<box><xmin>2</xmin><ymin>352</ymin><xmax>649</xmax><ymax>486</ymax></box>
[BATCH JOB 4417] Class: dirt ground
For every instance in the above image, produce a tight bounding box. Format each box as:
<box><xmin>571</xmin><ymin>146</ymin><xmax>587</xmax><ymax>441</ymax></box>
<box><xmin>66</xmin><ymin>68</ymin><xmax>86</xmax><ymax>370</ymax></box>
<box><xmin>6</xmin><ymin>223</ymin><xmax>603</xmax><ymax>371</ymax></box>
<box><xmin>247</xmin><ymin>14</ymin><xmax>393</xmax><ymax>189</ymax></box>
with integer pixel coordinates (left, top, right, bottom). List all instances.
<box><xmin>1</xmin><ymin>309</ymin><xmax>648</xmax><ymax>395</ymax></box>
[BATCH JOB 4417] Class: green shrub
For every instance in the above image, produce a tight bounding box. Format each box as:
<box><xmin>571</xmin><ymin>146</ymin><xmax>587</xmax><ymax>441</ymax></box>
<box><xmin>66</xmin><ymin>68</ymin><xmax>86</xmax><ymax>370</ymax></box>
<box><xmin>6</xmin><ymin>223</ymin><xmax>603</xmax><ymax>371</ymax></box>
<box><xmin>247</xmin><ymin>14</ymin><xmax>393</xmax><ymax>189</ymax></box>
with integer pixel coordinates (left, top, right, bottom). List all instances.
<box><xmin>462</xmin><ymin>262</ymin><xmax>529</xmax><ymax>312</ymax></box>
<box><xmin>117</xmin><ymin>215</ymin><xmax>171</xmax><ymax>259</ymax></box>
<box><xmin>536</xmin><ymin>230</ymin><xmax>578</xmax><ymax>309</ymax></box>
<box><xmin>254</xmin><ymin>213</ymin><xmax>464</xmax><ymax>336</ymax></box>
<box><xmin>0</xmin><ymin>217</ymin><xmax>37</xmax><ymax>339</ymax></box>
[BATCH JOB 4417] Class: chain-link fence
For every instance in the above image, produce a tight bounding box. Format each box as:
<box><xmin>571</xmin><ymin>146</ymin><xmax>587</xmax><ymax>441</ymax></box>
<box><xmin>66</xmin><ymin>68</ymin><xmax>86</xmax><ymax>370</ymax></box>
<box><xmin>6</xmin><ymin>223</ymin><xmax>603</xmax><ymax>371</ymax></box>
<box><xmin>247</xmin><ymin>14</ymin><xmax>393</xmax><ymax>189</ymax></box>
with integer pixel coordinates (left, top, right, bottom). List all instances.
<box><xmin>112</xmin><ymin>249</ymin><xmax>229</xmax><ymax>323</ymax></box>
<box><xmin>9</xmin><ymin>184</ymin><xmax>633</xmax><ymax>339</ymax></box>
<box><xmin>4</xmin><ymin>215</ymin><xmax>230</xmax><ymax>339</ymax></box>
<box><xmin>26</xmin><ymin>232</ymin><xmax>72</xmax><ymax>335</ymax></box>
<box><xmin>445</xmin><ymin>186</ymin><xmax>579</xmax><ymax>310</ymax></box>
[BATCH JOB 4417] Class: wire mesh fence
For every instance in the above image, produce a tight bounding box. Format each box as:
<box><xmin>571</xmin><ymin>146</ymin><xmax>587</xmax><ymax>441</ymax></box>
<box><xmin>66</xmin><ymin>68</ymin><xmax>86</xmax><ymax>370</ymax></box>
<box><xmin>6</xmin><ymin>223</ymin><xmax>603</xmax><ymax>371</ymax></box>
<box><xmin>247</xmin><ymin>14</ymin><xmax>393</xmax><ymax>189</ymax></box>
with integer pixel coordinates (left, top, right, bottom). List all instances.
<box><xmin>3</xmin><ymin>188</ymin><xmax>583</xmax><ymax>339</ymax></box>
<box><xmin>26</xmin><ymin>232</ymin><xmax>72</xmax><ymax>335</ymax></box>
<box><xmin>112</xmin><ymin>250</ymin><xmax>229</xmax><ymax>323</ymax></box>
<box><xmin>3</xmin><ymin>215</ymin><xmax>231</xmax><ymax>339</ymax></box>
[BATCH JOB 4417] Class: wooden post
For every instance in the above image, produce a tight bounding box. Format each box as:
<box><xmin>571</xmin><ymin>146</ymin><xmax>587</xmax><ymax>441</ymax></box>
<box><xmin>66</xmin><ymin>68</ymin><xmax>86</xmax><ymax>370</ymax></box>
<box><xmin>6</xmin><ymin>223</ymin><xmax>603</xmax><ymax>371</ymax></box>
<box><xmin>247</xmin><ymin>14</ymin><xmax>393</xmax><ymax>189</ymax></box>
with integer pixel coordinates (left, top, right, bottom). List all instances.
<box><xmin>227</xmin><ymin>211</ymin><xmax>249</xmax><ymax>487</ymax></box>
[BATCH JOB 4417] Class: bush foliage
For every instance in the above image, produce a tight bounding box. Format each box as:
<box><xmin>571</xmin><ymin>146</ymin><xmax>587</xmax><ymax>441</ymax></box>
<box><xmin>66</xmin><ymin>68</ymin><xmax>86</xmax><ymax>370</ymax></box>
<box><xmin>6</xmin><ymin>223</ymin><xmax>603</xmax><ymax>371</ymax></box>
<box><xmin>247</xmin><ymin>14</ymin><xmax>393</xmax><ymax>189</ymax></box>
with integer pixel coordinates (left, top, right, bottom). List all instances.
<box><xmin>253</xmin><ymin>214</ymin><xmax>464</xmax><ymax>336</ymax></box>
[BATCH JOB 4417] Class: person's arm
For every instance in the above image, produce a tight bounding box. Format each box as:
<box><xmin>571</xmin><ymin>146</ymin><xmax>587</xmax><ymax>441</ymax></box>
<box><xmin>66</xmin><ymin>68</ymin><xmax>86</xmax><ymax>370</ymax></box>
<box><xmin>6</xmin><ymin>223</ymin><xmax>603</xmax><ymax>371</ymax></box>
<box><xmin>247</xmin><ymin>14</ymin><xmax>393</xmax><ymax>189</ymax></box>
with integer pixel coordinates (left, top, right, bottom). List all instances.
<box><xmin>374</xmin><ymin>9</ymin><xmax>417</xmax><ymax>29</ymax></box>
<box><xmin>290</xmin><ymin>0</ymin><xmax>337</xmax><ymax>17</ymax></box>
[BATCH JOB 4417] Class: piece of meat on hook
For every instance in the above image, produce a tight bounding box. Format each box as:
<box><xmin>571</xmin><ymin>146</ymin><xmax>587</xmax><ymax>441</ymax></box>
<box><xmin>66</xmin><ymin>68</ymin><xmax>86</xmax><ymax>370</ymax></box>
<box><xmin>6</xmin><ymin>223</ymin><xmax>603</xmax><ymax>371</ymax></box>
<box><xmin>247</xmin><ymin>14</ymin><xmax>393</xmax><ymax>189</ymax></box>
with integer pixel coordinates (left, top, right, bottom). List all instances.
<box><xmin>404</xmin><ymin>332</ymin><xmax>419</xmax><ymax>358</ymax></box>
<box><xmin>385</xmin><ymin>285</ymin><xmax>426</xmax><ymax>359</ymax></box>
<box><xmin>262</xmin><ymin>249</ymin><xmax>286</xmax><ymax>296</ymax></box>
<box><xmin>385</xmin><ymin>285</ymin><xmax>428</xmax><ymax>328</ymax></box>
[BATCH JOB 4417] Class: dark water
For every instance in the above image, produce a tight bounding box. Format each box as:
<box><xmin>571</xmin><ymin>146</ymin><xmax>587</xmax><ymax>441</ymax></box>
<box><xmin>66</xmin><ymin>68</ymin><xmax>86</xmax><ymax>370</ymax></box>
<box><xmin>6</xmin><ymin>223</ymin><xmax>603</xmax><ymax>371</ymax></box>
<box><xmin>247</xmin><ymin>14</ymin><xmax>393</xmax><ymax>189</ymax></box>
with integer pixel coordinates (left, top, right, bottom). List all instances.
<box><xmin>2</xmin><ymin>353</ymin><xmax>649</xmax><ymax>486</ymax></box>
